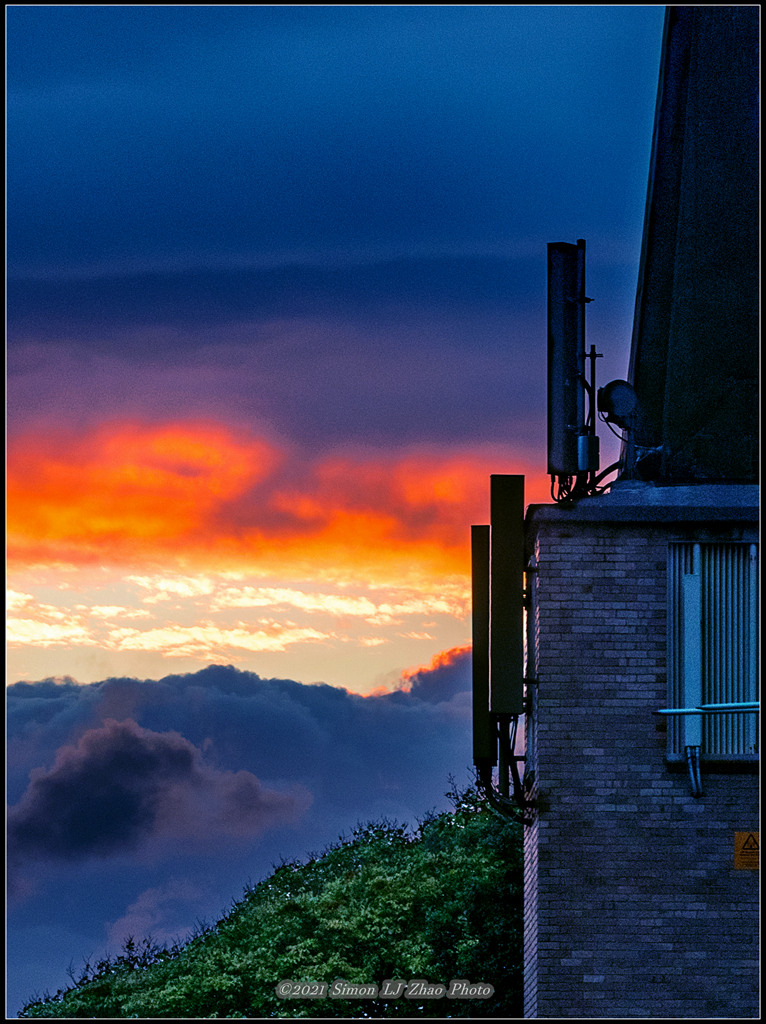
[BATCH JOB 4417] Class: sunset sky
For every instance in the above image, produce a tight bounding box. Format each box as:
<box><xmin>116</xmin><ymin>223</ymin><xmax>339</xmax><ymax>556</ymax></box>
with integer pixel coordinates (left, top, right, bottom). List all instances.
<box><xmin>7</xmin><ymin>4</ymin><xmax>665</xmax><ymax>1014</ymax></box>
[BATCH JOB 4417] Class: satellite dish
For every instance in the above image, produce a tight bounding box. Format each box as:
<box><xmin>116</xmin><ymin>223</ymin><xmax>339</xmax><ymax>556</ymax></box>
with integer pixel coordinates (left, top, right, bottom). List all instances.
<box><xmin>597</xmin><ymin>379</ymin><xmax>638</xmax><ymax>429</ymax></box>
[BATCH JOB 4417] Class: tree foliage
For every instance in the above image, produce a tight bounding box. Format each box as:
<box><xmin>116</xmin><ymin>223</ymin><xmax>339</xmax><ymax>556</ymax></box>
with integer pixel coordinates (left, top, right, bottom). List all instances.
<box><xmin>20</xmin><ymin>784</ymin><xmax>523</xmax><ymax>1018</ymax></box>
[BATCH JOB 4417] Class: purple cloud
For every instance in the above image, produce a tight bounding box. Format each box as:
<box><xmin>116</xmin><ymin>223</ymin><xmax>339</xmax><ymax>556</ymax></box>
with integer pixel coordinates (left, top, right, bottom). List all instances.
<box><xmin>8</xmin><ymin>717</ymin><xmax>310</xmax><ymax>867</ymax></box>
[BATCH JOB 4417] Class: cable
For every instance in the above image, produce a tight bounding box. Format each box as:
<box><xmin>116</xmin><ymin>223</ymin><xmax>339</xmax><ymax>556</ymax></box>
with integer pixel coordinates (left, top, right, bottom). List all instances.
<box><xmin>598</xmin><ymin>410</ymin><xmax>628</xmax><ymax>442</ymax></box>
<box><xmin>476</xmin><ymin>765</ymin><xmax>535</xmax><ymax>825</ymax></box>
<box><xmin>551</xmin><ymin>473</ymin><xmax>576</xmax><ymax>504</ymax></box>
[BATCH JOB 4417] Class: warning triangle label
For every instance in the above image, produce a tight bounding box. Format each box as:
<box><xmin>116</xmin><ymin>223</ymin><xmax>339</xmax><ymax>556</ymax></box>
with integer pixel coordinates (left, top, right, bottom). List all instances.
<box><xmin>734</xmin><ymin>831</ymin><xmax>760</xmax><ymax>869</ymax></box>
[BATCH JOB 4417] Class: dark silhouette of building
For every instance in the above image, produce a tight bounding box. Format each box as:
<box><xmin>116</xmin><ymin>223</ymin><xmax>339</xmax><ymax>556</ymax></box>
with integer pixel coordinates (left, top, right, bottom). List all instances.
<box><xmin>628</xmin><ymin>6</ymin><xmax>759</xmax><ymax>486</ymax></box>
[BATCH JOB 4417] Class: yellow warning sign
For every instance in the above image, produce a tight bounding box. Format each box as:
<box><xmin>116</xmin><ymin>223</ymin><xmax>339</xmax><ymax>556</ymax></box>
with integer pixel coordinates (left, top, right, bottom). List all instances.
<box><xmin>734</xmin><ymin>832</ymin><xmax>759</xmax><ymax>870</ymax></box>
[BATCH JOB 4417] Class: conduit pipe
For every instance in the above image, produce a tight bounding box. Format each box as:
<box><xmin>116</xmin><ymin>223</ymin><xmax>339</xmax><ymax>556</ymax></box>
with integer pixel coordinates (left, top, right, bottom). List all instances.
<box><xmin>684</xmin><ymin>744</ymin><xmax>703</xmax><ymax>798</ymax></box>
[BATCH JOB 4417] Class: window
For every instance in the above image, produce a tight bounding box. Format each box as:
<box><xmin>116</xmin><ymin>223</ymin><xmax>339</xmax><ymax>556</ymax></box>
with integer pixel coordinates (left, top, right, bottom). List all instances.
<box><xmin>667</xmin><ymin>542</ymin><xmax>759</xmax><ymax>759</ymax></box>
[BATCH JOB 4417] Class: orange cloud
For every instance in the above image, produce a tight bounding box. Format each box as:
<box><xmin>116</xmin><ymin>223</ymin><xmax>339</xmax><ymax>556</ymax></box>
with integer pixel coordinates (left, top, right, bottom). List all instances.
<box><xmin>365</xmin><ymin>643</ymin><xmax>473</xmax><ymax>698</ymax></box>
<box><xmin>399</xmin><ymin>643</ymin><xmax>473</xmax><ymax>687</ymax></box>
<box><xmin>7</xmin><ymin>420</ymin><xmax>547</xmax><ymax>584</ymax></box>
<box><xmin>106</xmin><ymin>621</ymin><xmax>335</xmax><ymax>659</ymax></box>
<box><xmin>7</xmin><ymin>420</ymin><xmax>273</xmax><ymax>558</ymax></box>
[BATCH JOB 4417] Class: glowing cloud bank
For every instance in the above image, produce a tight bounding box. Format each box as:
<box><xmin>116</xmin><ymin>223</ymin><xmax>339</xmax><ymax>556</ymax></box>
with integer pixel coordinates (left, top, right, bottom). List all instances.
<box><xmin>8</xmin><ymin>419</ymin><xmax>546</xmax><ymax>581</ymax></box>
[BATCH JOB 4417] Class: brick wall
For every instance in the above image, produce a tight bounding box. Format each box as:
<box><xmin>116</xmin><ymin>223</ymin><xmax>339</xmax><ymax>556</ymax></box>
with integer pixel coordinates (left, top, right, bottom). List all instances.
<box><xmin>523</xmin><ymin>518</ymin><xmax>759</xmax><ymax>1018</ymax></box>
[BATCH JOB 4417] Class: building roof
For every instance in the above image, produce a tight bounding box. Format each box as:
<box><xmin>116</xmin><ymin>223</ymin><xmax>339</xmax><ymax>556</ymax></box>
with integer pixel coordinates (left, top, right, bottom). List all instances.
<box><xmin>527</xmin><ymin>481</ymin><xmax>759</xmax><ymax>531</ymax></box>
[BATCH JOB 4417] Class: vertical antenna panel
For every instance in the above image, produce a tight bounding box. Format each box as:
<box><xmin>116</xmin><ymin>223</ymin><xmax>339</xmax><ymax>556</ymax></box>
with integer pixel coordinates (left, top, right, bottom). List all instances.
<box><xmin>548</xmin><ymin>240</ymin><xmax>585</xmax><ymax>476</ymax></box>
<box><xmin>490</xmin><ymin>474</ymin><xmax>525</xmax><ymax>715</ymax></box>
<box><xmin>471</xmin><ymin>525</ymin><xmax>495</xmax><ymax>765</ymax></box>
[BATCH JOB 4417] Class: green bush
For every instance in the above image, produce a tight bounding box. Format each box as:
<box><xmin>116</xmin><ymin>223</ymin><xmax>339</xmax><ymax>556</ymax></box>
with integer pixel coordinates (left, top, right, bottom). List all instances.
<box><xmin>21</xmin><ymin>785</ymin><xmax>523</xmax><ymax>1018</ymax></box>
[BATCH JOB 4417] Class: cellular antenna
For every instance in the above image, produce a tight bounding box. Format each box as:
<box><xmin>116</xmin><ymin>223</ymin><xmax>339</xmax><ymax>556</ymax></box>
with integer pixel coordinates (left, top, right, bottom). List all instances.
<box><xmin>547</xmin><ymin>239</ymin><xmax>586</xmax><ymax>481</ymax></box>
<box><xmin>547</xmin><ymin>238</ymin><xmax>610</xmax><ymax>501</ymax></box>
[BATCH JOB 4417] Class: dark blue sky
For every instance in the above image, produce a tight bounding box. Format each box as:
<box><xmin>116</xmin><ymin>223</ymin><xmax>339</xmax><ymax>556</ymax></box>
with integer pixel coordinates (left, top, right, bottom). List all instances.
<box><xmin>7</xmin><ymin>4</ymin><xmax>664</xmax><ymax>460</ymax></box>
<box><xmin>8</xmin><ymin>5</ymin><xmax>660</xmax><ymax>276</ymax></box>
<box><xmin>6</xmin><ymin>5</ymin><xmax>666</xmax><ymax>1014</ymax></box>
<box><xmin>8</xmin><ymin>5</ymin><xmax>664</xmax><ymax>459</ymax></box>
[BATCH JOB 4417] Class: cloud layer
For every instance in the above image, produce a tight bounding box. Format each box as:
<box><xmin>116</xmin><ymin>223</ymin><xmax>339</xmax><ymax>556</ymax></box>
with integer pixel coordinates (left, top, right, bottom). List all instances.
<box><xmin>7</xmin><ymin>655</ymin><xmax>473</xmax><ymax>882</ymax></box>
<box><xmin>7</xmin><ymin>419</ymin><xmax>545</xmax><ymax>580</ymax></box>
